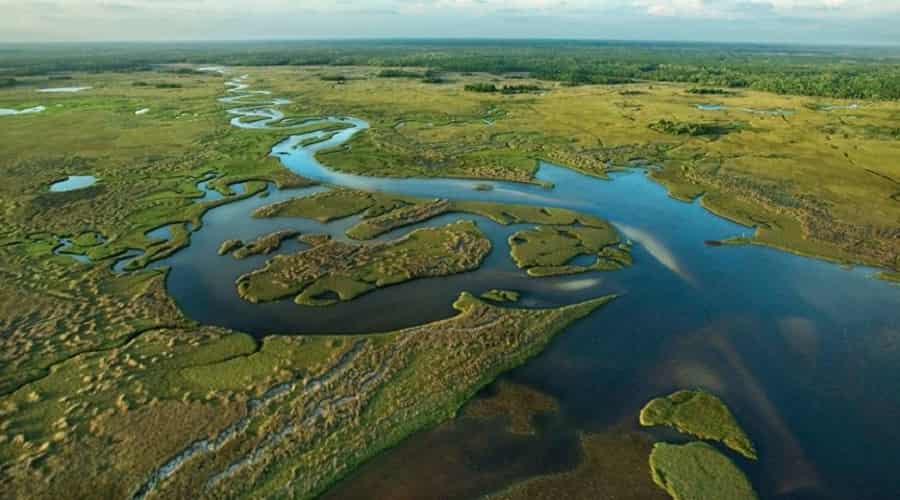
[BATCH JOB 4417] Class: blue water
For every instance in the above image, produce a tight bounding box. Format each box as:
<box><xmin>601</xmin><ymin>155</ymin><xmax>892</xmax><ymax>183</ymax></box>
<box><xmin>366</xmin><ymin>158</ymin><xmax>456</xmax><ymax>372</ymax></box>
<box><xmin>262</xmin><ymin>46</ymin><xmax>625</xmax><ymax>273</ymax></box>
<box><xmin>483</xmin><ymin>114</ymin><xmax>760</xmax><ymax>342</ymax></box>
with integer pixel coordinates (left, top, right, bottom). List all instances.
<box><xmin>49</xmin><ymin>175</ymin><xmax>96</xmax><ymax>192</ymax></box>
<box><xmin>101</xmin><ymin>74</ymin><xmax>900</xmax><ymax>499</ymax></box>
<box><xmin>52</xmin><ymin>239</ymin><xmax>92</xmax><ymax>264</ymax></box>
<box><xmin>146</xmin><ymin>225</ymin><xmax>173</xmax><ymax>241</ymax></box>
<box><xmin>695</xmin><ymin>103</ymin><xmax>795</xmax><ymax>116</ymax></box>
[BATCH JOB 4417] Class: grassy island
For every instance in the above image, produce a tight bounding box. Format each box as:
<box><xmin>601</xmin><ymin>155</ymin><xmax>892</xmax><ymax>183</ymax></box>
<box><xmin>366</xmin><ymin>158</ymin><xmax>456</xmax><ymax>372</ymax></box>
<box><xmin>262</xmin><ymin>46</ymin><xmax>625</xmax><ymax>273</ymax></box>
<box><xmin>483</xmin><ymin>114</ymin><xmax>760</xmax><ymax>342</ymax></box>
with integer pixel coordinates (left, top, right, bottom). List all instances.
<box><xmin>481</xmin><ymin>289</ymin><xmax>521</xmax><ymax>303</ymax></box>
<box><xmin>231</xmin><ymin>230</ymin><xmax>299</xmax><ymax>259</ymax></box>
<box><xmin>648</xmin><ymin>442</ymin><xmax>758</xmax><ymax>500</ymax></box>
<box><xmin>876</xmin><ymin>271</ymin><xmax>900</xmax><ymax>283</ymax></box>
<box><xmin>509</xmin><ymin>225</ymin><xmax>632</xmax><ymax>277</ymax></box>
<box><xmin>252</xmin><ymin>187</ymin><xmax>616</xmax><ymax>242</ymax></box>
<box><xmin>252</xmin><ymin>189</ymin><xmax>419</xmax><ymax>223</ymax></box>
<box><xmin>217</xmin><ymin>239</ymin><xmax>243</xmax><ymax>256</ymax></box>
<box><xmin>640</xmin><ymin>389</ymin><xmax>757</xmax><ymax>460</ymax></box>
<box><xmin>236</xmin><ymin>221</ymin><xmax>491</xmax><ymax>305</ymax></box>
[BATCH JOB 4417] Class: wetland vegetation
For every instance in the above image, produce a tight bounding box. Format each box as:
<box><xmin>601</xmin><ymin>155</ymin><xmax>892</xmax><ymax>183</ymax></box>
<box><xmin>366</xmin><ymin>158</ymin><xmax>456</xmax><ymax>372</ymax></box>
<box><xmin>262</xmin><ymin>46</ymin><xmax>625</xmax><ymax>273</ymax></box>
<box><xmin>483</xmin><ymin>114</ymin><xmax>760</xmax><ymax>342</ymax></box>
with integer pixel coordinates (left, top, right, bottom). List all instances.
<box><xmin>236</xmin><ymin>221</ymin><xmax>491</xmax><ymax>306</ymax></box>
<box><xmin>229</xmin><ymin>230</ymin><xmax>300</xmax><ymax>260</ymax></box>
<box><xmin>508</xmin><ymin>224</ymin><xmax>631</xmax><ymax>277</ymax></box>
<box><xmin>641</xmin><ymin>390</ymin><xmax>758</xmax><ymax>499</ymax></box>
<box><xmin>1</xmin><ymin>40</ymin><xmax>898</xmax><ymax>500</ymax></box>
<box><xmin>480</xmin><ymin>289</ymin><xmax>520</xmax><ymax>303</ymax></box>
<box><xmin>640</xmin><ymin>389</ymin><xmax>757</xmax><ymax>460</ymax></box>
<box><xmin>252</xmin><ymin>186</ymin><xmax>624</xmax><ymax>246</ymax></box>
<box><xmin>296</xmin><ymin>67</ymin><xmax>898</xmax><ymax>274</ymax></box>
<box><xmin>649</xmin><ymin>442</ymin><xmax>758</xmax><ymax>500</ymax></box>
<box><xmin>486</xmin><ymin>431</ymin><xmax>667</xmax><ymax>500</ymax></box>
<box><xmin>5</xmin><ymin>41</ymin><xmax>900</xmax><ymax>99</ymax></box>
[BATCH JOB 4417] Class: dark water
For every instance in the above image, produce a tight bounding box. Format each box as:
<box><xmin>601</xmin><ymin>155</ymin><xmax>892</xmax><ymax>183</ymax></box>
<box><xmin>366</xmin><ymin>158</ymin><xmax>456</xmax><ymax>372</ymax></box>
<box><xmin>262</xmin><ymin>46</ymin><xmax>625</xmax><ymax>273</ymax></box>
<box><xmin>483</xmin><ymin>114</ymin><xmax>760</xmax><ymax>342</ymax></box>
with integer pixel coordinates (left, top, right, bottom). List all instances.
<box><xmin>144</xmin><ymin>76</ymin><xmax>900</xmax><ymax>499</ymax></box>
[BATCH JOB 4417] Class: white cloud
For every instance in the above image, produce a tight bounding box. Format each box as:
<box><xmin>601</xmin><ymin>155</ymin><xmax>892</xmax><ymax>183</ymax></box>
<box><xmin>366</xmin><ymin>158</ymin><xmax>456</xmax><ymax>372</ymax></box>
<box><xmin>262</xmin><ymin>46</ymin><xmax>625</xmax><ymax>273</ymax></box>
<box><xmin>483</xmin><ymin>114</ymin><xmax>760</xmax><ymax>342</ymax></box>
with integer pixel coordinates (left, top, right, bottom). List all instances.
<box><xmin>634</xmin><ymin>0</ymin><xmax>900</xmax><ymax>18</ymax></box>
<box><xmin>0</xmin><ymin>0</ymin><xmax>898</xmax><ymax>42</ymax></box>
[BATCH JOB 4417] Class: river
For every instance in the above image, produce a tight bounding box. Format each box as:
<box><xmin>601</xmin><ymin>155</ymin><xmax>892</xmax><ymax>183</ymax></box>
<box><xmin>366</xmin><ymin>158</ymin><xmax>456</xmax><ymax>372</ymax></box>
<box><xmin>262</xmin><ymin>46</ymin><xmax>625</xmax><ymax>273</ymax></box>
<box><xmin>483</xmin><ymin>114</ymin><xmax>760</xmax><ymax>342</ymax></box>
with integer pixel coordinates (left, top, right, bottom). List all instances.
<box><xmin>138</xmin><ymin>73</ymin><xmax>900</xmax><ymax>499</ymax></box>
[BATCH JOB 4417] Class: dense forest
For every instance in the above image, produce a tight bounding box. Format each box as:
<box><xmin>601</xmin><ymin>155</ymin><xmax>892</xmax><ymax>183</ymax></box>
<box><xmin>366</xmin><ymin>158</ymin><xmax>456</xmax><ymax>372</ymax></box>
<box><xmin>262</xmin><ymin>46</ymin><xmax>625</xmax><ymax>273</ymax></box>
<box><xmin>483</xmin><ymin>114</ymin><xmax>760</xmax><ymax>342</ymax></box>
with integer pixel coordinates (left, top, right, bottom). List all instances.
<box><xmin>464</xmin><ymin>83</ymin><xmax>542</xmax><ymax>94</ymax></box>
<box><xmin>2</xmin><ymin>40</ymin><xmax>899</xmax><ymax>99</ymax></box>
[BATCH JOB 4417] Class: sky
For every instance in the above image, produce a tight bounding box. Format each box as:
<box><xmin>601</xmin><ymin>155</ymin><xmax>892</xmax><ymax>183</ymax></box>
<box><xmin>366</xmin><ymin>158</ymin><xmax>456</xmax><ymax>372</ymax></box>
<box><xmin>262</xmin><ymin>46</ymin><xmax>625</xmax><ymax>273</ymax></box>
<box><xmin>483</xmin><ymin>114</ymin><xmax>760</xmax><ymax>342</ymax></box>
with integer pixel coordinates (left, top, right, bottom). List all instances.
<box><xmin>2</xmin><ymin>0</ymin><xmax>899</xmax><ymax>45</ymax></box>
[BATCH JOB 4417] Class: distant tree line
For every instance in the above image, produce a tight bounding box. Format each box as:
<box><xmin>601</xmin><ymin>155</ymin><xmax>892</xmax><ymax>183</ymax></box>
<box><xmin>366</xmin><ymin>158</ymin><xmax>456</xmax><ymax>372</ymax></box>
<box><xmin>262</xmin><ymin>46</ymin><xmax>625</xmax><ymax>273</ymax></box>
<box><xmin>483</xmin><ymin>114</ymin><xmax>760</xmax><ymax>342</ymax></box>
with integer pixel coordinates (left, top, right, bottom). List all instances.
<box><xmin>377</xmin><ymin>69</ymin><xmax>423</xmax><ymax>78</ymax></box>
<box><xmin>687</xmin><ymin>87</ymin><xmax>735</xmax><ymax>95</ymax></box>
<box><xmin>2</xmin><ymin>40</ymin><xmax>899</xmax><ymax>99</ymax></box>
<box><xmin>650</xmin><ymin>119</ymin><xmax>736</xmax><ymax>137</ymax></box>
<box><xmin>378</xmin><ymin>68</ymin><xmax>447</xmax><ymax>83</ymax></box>
<box><xmin>464</xmin><ymin>83</ymin><xmax>497</xmax><ymax>93</ymax></box>
<box><xmin>421</xmin><ymin>69</ymin><xmax>446</xmax><ymax>84</ymax></box>
<box><xmin>132</xmin><ymin>81</ymin><xmax>183</xmax><ymax>89</ymax></box>
<box><xmin>464</xmin><ymin>83</ymin><xmax>541</xmax><ymax>94</ymax></box>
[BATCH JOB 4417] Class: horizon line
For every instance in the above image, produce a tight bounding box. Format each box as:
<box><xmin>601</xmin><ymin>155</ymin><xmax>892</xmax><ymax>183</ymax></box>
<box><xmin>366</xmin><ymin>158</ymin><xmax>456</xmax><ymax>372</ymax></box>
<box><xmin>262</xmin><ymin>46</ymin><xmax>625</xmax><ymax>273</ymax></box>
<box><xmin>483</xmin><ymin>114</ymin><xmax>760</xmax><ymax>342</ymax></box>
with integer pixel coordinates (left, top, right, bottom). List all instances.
<box><xmin>1</xmin><ymin>36</ymin><xmax>899</xmax><ymax>49</ymax></box>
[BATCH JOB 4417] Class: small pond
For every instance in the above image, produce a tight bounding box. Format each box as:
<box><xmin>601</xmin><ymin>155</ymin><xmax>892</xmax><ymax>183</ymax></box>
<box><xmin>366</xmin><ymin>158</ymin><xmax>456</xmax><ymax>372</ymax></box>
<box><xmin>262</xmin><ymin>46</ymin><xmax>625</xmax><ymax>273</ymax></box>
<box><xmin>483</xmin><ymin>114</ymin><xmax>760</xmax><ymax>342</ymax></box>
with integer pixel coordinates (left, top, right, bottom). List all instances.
<box><xmin>49</xmin><ymin>175</ymin><xmax>97</xmax><ymax>192</ymax></box>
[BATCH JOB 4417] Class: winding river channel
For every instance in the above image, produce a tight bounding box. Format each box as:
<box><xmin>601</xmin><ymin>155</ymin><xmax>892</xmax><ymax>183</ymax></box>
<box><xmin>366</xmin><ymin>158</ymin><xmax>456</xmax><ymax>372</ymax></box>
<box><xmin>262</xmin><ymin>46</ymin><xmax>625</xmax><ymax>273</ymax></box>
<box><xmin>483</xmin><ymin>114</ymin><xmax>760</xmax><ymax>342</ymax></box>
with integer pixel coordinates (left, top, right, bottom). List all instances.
<box><xmin>131</xmin><ymin>72</ymin><xmax>900</xmax><ymax>499</ymax></box>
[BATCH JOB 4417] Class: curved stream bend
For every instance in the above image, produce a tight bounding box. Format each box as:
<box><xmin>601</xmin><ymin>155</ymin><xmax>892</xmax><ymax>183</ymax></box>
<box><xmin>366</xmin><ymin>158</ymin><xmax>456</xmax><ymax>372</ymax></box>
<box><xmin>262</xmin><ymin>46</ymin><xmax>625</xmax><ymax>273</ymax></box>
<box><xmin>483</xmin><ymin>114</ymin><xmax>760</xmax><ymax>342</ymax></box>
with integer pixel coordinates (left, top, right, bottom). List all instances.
<box><xmin>134</xmin><ymin>72</ymin><xmax>899</xmax><ymax>337</ymax></box>
<box><xmin>133</xmin><ymin>70</ymin><xmax>900</xmax><ymax>500</ymax></box>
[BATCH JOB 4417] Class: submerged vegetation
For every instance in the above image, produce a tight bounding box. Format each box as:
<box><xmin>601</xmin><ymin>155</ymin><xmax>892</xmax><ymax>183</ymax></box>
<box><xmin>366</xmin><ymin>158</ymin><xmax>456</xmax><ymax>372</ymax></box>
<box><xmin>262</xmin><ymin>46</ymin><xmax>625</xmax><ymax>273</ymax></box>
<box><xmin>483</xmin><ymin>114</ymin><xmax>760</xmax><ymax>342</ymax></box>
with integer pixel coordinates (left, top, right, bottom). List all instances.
<box><xmin>487</xmin><ymin>432</ymin><xmax>666</xmax><ymax>500</ymax></box>
<box><xmin>462</xmin><ymin>380</ymin><xmax>558</xmax><ymax>435</ymax></box>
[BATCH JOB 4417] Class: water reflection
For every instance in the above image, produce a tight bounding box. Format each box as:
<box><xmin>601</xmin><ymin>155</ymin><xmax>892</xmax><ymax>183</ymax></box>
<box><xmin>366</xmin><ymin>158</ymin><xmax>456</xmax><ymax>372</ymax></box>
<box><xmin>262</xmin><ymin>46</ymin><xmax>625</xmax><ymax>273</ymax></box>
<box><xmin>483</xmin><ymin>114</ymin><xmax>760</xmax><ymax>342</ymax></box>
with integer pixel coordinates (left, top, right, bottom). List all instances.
<box><xmin>618</xmin><ymin>223</ymin><xmax>697</xmax><ymax>287</ymax></box>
